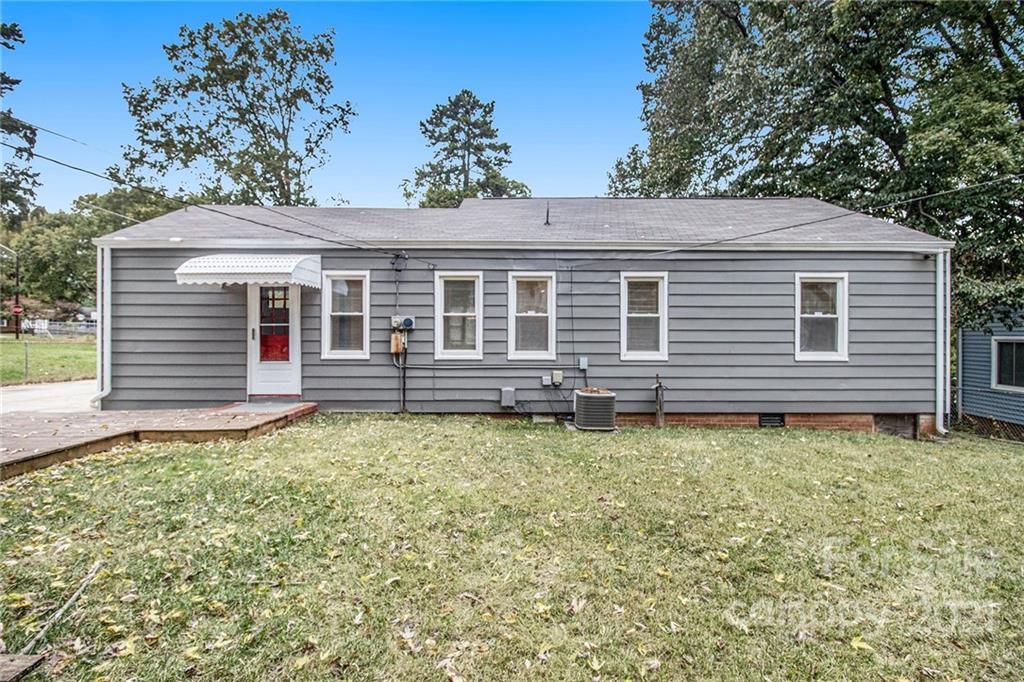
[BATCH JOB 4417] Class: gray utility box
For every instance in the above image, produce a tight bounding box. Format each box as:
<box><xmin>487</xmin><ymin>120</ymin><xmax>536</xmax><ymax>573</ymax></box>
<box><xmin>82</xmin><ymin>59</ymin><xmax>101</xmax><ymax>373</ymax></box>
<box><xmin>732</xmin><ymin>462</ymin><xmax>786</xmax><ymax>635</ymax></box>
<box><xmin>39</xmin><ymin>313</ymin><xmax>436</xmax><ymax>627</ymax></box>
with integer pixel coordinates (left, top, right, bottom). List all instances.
<box><xmin>574</xmin><ymin>390</ymin><xmax>616</xmax><ymax>431</ymax></box>
<box><xmin>500</xmin><ymin>387</ymin><xmax>516</xmax><ymax>407</ymax></box>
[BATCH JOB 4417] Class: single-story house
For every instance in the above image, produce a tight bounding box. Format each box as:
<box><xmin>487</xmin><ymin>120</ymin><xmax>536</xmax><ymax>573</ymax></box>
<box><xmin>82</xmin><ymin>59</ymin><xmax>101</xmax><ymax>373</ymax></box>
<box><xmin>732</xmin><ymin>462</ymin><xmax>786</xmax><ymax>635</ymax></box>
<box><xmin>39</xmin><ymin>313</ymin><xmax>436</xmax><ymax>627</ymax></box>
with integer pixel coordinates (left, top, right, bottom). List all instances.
<box><xmin>92</xmin><ymin>197</ymin><xmax>953</xmax><ymax>435</ymax></box>
<box><xmin>958</xmin><ymin>318</ymin><xmax>1024</xmax><ymax>439</ymax></box>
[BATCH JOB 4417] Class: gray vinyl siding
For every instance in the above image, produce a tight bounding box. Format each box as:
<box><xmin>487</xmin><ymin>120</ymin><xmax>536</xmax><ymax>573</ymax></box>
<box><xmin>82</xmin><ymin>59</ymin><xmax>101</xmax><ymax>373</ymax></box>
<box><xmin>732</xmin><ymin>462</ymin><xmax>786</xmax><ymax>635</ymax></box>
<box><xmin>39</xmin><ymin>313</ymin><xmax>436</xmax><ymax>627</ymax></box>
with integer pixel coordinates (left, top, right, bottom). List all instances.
<box><xmin>960</xmin><ymin>323</ymin><xmax>1024</xmax><ymax>426</ymax></box>
<box><xmin>104</xmin><ymin>248</ymin><xmax>938</xmax><ymax>415</ymax></box>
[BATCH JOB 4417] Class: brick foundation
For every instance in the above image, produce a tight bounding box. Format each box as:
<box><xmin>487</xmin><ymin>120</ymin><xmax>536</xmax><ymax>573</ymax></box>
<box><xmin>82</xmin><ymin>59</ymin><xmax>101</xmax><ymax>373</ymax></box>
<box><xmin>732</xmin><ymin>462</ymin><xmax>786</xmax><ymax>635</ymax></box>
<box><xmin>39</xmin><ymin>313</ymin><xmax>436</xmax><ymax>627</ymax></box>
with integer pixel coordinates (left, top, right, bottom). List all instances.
<box><xmin>784</xmin><ymin>413</ymin><xmax>875</xmax><ymax>432</ymax></box>
<box><xmin>611</xmin><ymin>412</ymin><xmax>935</xmax><ymax>436</ymax></box>
<box><xmin>616</xmin><ymin>413</ymin><xmax>759</xmax><ymax>428</ymax></box>
<box><xmin>619</xmin><ymin>412</ymin><xmax>875</xmax><ymax>431</ymax></box>
<box><xmin>916</xmin><ymin>414</ymin><xmax>937</xmax><ymax>437</ymax></box>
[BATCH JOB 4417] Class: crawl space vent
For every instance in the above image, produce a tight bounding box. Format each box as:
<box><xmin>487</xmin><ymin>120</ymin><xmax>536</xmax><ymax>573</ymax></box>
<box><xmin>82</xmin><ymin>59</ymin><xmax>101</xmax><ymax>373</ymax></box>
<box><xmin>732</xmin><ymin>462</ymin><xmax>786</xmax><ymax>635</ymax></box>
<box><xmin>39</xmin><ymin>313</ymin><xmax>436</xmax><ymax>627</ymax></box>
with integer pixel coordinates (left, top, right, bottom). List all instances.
<box><xmin>759</xmin><ymin>413</ymin><xmax>785</xmax><ymax>428</ymax></box>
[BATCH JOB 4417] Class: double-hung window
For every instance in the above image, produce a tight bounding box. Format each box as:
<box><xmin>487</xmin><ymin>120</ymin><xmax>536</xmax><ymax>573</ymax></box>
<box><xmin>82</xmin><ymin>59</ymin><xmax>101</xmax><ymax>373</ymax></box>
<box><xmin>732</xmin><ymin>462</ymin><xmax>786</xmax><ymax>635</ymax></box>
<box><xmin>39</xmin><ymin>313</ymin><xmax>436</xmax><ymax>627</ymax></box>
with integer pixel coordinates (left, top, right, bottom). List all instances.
<box><xmin>435</xmin><ymin>271</ymin><xmax>483</xmax><ymax>359</ymax></box>
<box><xmin>508</xmin><ymin>272</ymin><xmax>556</xmax><ymax>360</ymax></box>
<box><xmin>321</xmin><ymin>271</ymin><xmax>370</xmax><ymax>359</ymax></box>
<box><xmin>620</xmin><ymin>272</ymin><xmax>668</xmax><ymax>361</ymax></box>
<box><xmin>795</xmin><ymin>273</ymin><xmax>848</xmax><ymax>361</ymax></box>
<box><xmin>992</xmin><ymin>338</ymin><xmax>1024</xmax><ymax>392</ymax></box>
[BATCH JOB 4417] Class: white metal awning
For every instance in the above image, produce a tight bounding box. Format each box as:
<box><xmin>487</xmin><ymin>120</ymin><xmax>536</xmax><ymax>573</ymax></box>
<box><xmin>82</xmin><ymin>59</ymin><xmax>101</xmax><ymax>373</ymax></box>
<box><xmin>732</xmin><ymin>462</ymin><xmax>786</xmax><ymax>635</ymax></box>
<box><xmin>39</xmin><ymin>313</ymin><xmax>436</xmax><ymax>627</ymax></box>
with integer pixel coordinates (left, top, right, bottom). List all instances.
<box><xmin>174</xmin><ymin>254</ymin><xmax>322</xmax><ymax>288</ymax></box>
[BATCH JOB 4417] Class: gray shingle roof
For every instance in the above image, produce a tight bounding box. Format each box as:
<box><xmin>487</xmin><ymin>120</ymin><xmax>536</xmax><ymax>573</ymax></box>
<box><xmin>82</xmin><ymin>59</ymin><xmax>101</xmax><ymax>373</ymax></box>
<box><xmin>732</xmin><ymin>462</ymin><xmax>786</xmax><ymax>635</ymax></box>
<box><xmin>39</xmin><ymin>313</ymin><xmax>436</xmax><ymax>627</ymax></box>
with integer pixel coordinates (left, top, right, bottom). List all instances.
<box><xmin>97</xmin><ymin>197</ymin><xmax>951</xmax><ymax>248</ymax></box>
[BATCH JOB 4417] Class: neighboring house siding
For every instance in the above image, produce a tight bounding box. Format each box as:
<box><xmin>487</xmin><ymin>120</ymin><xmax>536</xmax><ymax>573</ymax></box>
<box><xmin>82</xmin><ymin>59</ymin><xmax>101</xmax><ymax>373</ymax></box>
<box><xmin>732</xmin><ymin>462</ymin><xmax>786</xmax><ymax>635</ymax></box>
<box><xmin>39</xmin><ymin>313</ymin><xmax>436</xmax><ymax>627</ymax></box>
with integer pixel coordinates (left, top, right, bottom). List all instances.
<box><xmin>960</xmin><ymin>324</ymin><xmax>1024</xmax><ymax>426</ymax></box>
<box><xmin>105</xmin><ymin>248</ymin><xmax>937</xmax><ymax>415</ymax></box>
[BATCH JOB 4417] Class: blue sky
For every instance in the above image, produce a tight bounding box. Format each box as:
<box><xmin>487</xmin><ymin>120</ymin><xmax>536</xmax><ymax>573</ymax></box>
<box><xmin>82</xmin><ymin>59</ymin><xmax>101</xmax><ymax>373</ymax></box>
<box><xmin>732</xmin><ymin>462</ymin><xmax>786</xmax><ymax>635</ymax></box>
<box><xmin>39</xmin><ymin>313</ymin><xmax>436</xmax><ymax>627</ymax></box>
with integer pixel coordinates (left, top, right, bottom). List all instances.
<box><xmin>3</xmin><ymin>1</ymin><xmax>652</xmax><ymax>209</ymax></box>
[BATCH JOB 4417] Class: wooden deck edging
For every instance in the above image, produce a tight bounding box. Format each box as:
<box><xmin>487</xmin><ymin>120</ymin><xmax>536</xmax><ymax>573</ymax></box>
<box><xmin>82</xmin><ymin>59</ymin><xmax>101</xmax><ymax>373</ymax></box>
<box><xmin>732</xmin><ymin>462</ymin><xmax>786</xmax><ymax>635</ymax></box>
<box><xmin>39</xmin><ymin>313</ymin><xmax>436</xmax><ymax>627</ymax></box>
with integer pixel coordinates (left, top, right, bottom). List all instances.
<box><xmin>0</xmin><ymin>654</ymin><xmax>44</xmax><ymax>682</ymax></box>
<box><xmin>1</xmin><ymin>403</ymin><xmax>317</xmax><ymax>480</ymax></box>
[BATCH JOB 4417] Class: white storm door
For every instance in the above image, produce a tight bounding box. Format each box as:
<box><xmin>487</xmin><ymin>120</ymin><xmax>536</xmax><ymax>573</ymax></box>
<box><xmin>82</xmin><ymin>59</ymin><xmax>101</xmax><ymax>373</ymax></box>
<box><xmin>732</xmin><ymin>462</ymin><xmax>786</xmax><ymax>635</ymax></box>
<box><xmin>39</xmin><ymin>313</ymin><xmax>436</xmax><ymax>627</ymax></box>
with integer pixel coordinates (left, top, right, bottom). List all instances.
<box><xmin>247</xmin><ymin>283</ymin><xmax>302</xmax><ymax>396</ymax></box>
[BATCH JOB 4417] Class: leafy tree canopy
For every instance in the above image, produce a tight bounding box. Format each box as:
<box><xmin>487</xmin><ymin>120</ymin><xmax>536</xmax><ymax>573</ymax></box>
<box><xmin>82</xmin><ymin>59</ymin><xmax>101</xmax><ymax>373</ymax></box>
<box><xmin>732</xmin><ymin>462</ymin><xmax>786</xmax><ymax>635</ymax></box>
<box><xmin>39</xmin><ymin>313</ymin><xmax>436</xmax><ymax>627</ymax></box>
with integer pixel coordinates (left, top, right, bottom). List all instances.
<box><xmin>403</xmin><ymin>89</ymin><xmax>529</xmax><ymax>208</ymax></box>
<box><xmin>122</xmin><ymin>9</ymin><xmax>355</xmax><ymax>206</ymax></box>
<box><xmin>611</xmin><ymin>0</ymin><xmax>1024</xmax><ymax>329</ymax></box>
<box><xmin>9</xmin><ymin>186</ymin><xmax>181</xmax><ymax>304</ymax></box>
<box><xmin>1</xmin><ymin>22</ymin><xmax>39</xmax><ymax>231</ymax></box>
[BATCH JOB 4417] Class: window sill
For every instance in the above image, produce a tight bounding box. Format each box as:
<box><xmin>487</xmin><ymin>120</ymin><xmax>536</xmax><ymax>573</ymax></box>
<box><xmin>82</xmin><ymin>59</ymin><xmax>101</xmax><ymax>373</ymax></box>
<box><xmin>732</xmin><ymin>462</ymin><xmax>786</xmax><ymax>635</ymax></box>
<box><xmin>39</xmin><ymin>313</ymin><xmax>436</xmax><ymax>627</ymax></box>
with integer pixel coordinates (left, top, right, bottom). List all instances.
<box><xmin>321</xmin><ymin>351</ymin><xmax>370</xmax><ymax>361</ymax></box>
<box><xmin>620</xmin><ymin>353</ymin><xmax>669</xmax><ymax>362</ymax></box>
<box><xmin>508</xmin><ymin>351</ymin><xmax>557</xmax><ymax>361</ymax></box>
<box><xmin>794</xmin><ymin>353</ymin><xmax>849</xmax><ymax>362</ymax></box>
<box><xmin>435</xmin><ymin>351</ymin><xmax>484</xmax><ymax>361</ymax></box>
<box><xmin>991</xmin><ymin>383</ymin><xmax>1024</xmax><ymax>394</ymax></box>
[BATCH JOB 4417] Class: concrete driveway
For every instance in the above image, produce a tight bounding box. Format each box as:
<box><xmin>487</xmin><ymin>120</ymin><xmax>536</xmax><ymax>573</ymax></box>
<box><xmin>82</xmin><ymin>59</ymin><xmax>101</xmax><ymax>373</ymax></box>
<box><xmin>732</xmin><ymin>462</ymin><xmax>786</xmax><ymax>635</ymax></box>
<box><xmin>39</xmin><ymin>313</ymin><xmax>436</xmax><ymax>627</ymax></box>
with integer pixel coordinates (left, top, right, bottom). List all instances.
<box><xmin>1</xmin><ymin>380</ymin><xmax>96</xmax><ymax>413</ymax></box>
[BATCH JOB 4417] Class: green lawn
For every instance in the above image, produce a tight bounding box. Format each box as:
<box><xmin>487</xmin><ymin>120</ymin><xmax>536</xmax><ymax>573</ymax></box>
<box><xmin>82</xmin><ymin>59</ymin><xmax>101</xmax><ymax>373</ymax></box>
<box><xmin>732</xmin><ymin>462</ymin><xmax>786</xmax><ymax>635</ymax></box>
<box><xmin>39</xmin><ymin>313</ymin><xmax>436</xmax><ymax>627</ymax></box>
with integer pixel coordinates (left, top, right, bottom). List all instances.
<box><xmin>1</xmin><ymin>415</ymin><xmax>1021</xmax><ymax>680</ymax></box>
<box><xmin>0</xmin><ymin>335</ymin><xmax>95</xmax><ymax>385</ymax></box>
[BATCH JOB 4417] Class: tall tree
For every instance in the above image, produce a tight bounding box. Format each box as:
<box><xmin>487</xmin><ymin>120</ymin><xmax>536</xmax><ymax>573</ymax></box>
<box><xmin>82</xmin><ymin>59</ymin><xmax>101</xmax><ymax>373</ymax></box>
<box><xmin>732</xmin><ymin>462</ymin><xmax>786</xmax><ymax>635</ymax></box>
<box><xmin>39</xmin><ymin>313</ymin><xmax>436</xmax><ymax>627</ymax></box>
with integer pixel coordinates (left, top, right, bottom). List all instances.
<box><xmin>0</xmin><ymin>22</ymin><xmax>39</xmax><ymax>231</ymax></box>
<box><xmin>122</xmin><ymin>9</ymin><xmax>355</xmax><ymax>205</ymax></box>
<box><xmin>403</xmin><ymin>89</ymin><xmax>529</xmax><ymax>208</ymax></box>
<box><xmin>611</xmin><ymin>1</ymin><xmax>1024</xmax><ymax>329</ymax></box>
<box><xmin>10</xmin><ymin>186</ymin><xmax>181</xmax><ymax>304</ymax></box>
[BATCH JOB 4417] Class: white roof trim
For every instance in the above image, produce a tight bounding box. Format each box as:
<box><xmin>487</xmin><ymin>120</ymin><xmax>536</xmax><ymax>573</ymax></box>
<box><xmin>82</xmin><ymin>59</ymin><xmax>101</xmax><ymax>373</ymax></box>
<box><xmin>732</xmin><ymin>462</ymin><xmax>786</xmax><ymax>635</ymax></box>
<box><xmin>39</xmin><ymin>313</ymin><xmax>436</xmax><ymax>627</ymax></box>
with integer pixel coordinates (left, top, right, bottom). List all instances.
<box><xmin>174</xmin><ymin>254</ymin><xmax>322</xmax><ymax>288</ymax></box>
<box><xmin>98</xmin><ymin>237</ymin><xmax>954</xmax><ymax>253</ymax></box>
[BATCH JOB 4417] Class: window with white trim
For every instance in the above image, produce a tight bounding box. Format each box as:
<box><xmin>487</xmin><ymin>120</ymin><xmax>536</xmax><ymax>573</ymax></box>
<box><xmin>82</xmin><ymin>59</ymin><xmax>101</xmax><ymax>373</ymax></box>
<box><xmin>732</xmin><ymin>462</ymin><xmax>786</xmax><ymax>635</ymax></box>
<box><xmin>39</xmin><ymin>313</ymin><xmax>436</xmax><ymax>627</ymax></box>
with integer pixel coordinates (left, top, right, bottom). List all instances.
<box><xmin>508</xmin><ymin>272</ymin><xmax>556</xmax><ymax>360</ymax></box>
<box><xmin>435</xmin><ymin>271</ymin><xmax>483</xmax><ymax>359</ymax></box>
<box><xmin>321</xmin><ymin>271</ymin><xmax>370</xmax><ymax>359</ymax></box>
<box><xmin>620</xmin><ymin>272</ymin><xmax>668</xmax><ymax>361</ymax></box>
<box><xmin>992</xmin><ymin>338</ymin><xmax>1024</xmax><ymax>392</ymax></box>
<box><xmin>795</xmin><ymin>273</ymin><xmax>848</xmax><ymax>361</ymax></box>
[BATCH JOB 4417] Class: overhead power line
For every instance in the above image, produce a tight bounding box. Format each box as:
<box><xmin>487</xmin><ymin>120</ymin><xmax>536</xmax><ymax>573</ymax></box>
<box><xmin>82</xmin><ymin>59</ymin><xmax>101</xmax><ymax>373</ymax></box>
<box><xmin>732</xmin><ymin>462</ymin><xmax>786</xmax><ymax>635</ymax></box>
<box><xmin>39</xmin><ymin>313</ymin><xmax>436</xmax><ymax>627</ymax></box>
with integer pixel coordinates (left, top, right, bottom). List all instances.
<box><xmin>76</xmin><ymin>200</ymin><xmax>144</xmax><ymax>224</ymax></box>
<box><xmin>7</xmin><ymin>114</ymin><xmax>1019</xmax><ymax>269</ymax></box>
<box><xmin>1</xmin><ymin>140</ymin><xmax>437</xmax><ymax>267</ymax></box>
<box><xmin>565</xmin><ymin>173</ymin><xmax>1020</xmax><ymax>269</ymax></box>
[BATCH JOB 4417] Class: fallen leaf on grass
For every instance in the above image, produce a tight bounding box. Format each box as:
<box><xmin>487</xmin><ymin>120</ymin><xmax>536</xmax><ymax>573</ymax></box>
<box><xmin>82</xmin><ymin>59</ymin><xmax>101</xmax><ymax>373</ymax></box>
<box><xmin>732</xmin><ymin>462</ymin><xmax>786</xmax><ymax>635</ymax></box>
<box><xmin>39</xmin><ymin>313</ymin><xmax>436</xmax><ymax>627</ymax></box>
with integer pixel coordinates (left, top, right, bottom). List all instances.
<box><xmin>850</xmin><ymin>636</ymin><xmax>874</xmax><ymax>652</ymax></box>
<box><xmin>112</xmin><ymin>636</ymin><xmax>137</xmax><ymax>657</ymax></box>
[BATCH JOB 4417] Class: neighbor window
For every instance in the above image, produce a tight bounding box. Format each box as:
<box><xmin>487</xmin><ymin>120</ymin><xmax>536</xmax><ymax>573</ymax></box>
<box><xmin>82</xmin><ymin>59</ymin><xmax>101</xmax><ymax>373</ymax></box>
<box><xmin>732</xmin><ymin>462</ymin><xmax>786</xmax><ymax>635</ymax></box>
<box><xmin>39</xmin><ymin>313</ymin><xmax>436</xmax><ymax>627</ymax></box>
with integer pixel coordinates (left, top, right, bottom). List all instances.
<box><xmin>795</xmin><ymin>273</ymin><xmax>849</xmax><ymax>361</ymax></box>
<box><xmin>508</xmin><ymin>272</ymin><xmax>556</xmax><ymax>360</ymax></box>
<box><xmin>435</xmin><ymin>271</ymin><xmax>483</xmax><ymax>359</ymax></box>
<box><xmin>321</xmin><ymin>271</ymin><xmax>370</xmax><ymax>359</ymax></box>
<box><xmin>620</xmin><ymin>272</ymin><xmax>668</xmax><ymax>361</ymax></box>
<box><xmin>992</xmin><ymin>338</ymin><xmax>1024</xmax><ymax>392</ymax></box>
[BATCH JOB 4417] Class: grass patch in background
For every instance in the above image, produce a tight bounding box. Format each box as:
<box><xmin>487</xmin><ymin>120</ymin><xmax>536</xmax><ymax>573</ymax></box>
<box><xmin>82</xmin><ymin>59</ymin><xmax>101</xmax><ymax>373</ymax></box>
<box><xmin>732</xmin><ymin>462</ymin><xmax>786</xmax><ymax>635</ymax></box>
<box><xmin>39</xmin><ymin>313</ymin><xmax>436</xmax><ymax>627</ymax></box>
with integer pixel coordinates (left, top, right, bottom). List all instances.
<box><xmin>1</xmin><ymin>415</ymin><xmax>1021</xmax><ymax>680</ymax></box>
<box><xmin>0</xmin><ymin>335</ymin><xmax>95</xmax><ymax>385</ymax></box>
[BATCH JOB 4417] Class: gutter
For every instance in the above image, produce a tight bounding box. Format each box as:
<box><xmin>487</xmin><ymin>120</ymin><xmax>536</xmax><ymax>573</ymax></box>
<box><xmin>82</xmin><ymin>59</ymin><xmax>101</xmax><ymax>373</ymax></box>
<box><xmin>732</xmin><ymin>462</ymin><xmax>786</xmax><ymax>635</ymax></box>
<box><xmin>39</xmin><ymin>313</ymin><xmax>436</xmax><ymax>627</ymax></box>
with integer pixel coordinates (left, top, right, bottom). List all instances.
<box><xmin>92</xmin><ymin>237</ymin><xmax>955</xmax><ymax>252</ymax></box>
<box><xmin>89</xmin><ymin>246</ymin><xmax>112</xmax><ymax>409</ymax></box>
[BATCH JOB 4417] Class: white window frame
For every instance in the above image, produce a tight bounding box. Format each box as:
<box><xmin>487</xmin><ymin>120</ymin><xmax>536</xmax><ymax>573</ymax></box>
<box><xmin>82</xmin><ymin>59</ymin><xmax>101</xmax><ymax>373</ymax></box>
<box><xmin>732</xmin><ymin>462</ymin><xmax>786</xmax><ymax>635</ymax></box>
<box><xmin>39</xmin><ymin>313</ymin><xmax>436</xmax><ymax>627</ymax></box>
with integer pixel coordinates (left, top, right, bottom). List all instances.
<box><xmin>321</xmin><ymin>270</ymin><xmax>370</xmax><ymax>360</ymax></box>
<box><xmin>794</xmin><ymin>272</ymin><xmax>849</xmax><ymax>362</ymax></box>
<box><xmin>620</xmin><ymin>272</ymin><xmax>669</xmax><ymax>362</ymax></box>
<box><xmin>507</xmin><ymin>271</ymin><xmax>557</xmax><ymax>361</ymax></box>
<box><xmin>991</xmin><ymin>336</ymin><xmax>1024</xmax><ymax>394</ymax></box>
<box><xmin>434</xmin><ymin>271</ymin><xmax>484</xmax><ymax>360</ymax></box>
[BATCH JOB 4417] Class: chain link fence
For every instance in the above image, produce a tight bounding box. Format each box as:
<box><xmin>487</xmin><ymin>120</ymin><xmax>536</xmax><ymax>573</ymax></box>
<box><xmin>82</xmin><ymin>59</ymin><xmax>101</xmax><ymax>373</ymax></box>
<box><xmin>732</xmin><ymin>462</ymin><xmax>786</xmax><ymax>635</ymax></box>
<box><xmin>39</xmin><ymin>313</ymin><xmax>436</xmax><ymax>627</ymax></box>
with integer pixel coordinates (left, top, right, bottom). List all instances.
<box><xmin>19</xmin><ymin>319</ymin><xmax>97</xmax><ymax>338</ymax></box>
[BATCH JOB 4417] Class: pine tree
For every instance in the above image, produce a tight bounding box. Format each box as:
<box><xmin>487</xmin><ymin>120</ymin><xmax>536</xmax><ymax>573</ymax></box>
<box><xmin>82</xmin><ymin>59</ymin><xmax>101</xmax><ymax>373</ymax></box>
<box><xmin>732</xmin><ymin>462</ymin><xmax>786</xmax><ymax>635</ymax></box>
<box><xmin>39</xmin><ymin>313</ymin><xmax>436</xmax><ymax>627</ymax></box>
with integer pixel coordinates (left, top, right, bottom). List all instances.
<box><xmin>403</xmin><ymin>89</ymin><xmax>529</xmax><ymax>208</ymax></box>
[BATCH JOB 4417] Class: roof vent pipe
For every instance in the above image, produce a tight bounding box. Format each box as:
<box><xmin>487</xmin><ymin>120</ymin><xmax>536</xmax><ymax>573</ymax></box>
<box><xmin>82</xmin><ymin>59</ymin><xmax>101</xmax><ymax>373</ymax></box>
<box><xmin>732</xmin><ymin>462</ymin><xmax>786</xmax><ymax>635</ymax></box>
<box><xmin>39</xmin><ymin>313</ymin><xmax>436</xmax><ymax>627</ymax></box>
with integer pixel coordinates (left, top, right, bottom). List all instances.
<box><xmin>544</xmin><ymin>201</ymin><xmax>550</xmax><ymax>226</ymax></box>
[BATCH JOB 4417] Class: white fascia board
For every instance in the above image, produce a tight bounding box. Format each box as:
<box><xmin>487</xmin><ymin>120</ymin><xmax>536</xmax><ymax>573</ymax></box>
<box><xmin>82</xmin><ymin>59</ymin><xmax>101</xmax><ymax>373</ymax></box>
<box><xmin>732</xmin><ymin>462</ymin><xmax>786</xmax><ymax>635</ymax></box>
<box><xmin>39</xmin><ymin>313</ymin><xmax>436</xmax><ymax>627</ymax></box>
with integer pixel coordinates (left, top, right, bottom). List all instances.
<box><xmin>94</xmin><ymin>237</ymin><xmax>955</xmax><ymax>252</ymax></box>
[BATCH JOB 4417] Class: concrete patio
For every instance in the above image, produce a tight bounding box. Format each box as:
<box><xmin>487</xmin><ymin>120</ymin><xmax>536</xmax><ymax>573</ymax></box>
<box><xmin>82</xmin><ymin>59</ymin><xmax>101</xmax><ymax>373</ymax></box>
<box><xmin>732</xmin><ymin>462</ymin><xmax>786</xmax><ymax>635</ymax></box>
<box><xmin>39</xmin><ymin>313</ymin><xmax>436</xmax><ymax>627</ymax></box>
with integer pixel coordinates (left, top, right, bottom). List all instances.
<box><xmin>0</xmin><ymin>379</ymin><xmax>95</xmax><ymax>413</ymax></box>
<box><xmin>0</xmin><ymin>402</ymin><xmax>317</xmax><ymax>480</ymax></box>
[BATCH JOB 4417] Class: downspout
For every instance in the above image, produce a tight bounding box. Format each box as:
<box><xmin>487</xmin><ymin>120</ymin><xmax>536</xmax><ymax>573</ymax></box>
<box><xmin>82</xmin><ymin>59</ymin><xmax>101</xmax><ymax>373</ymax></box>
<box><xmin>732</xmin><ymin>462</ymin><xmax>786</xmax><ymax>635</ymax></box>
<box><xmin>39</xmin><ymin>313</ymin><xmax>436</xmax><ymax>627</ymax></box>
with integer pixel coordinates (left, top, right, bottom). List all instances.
<box><xmin>956</xmin><ymin>327</ymin><xmax>963</xmax><ymax>422</ymax></box>
<box><xmin>934</xmin><ymin>250</ymin><xmax>947</xmax><ymax>434</ymax></box>
<box><xmin>945</xmin><ymin>250</ymin><xmax>952</xmax><ymax>420</ymax></box>
<box><xmin>89</xmin><ymin>246</ymin><xmax>112</xmax><ymax>408</ymax></box>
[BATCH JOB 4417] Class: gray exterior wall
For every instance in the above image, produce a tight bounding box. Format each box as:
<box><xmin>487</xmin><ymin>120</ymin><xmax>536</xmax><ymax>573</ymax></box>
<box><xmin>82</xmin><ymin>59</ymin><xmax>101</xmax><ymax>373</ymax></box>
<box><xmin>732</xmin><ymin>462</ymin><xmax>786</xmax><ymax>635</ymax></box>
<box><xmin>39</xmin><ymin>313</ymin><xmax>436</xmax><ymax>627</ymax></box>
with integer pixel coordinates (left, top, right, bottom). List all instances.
<box><xmin>104</xmin><ymin>247</ymin><xmax>938</xmax><ymax>415</ymax></box>
<box><xmin>960</xmin><ymin>323</ymin><xmax>1024</xmax><ymax>426</ymax></box>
